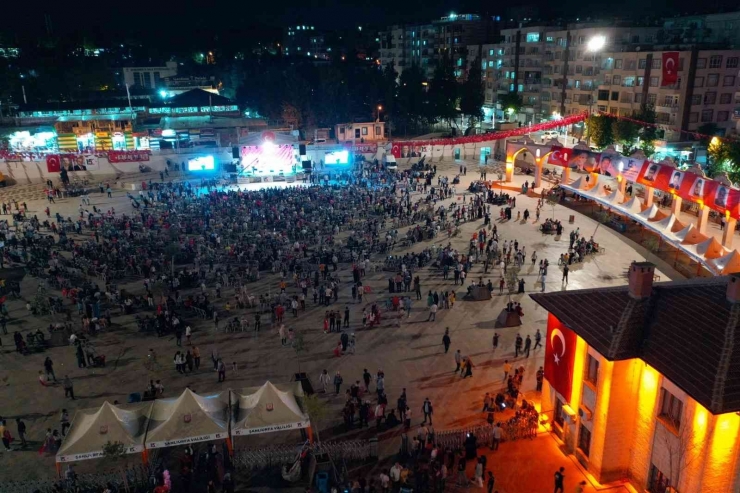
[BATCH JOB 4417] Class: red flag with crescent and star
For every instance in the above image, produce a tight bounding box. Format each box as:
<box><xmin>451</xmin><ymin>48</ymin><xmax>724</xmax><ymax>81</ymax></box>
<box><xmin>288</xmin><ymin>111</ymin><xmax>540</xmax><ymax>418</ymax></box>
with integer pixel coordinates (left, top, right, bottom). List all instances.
<box><xmin>543</xmin><ymin>313</ymin><xmax>578</xmax><ymax>401</ymax></box>
<box><xmin>546</xmin><ymin>146</ymin><xmax>571</xmax><ymax>167</ymax></box>
<box><xmin>661</xmin><ymin>52</ymin><xmax>679</xmax><ymax>86</ymax></box>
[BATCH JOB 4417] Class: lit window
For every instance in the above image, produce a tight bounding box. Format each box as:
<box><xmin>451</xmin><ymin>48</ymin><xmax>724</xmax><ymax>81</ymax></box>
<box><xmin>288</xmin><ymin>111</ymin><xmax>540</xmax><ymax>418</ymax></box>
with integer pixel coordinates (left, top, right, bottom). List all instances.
<box><xmin>585</xmin><ymin>355</ymin><xmax>599</xmax><ymax>385</ymax></box>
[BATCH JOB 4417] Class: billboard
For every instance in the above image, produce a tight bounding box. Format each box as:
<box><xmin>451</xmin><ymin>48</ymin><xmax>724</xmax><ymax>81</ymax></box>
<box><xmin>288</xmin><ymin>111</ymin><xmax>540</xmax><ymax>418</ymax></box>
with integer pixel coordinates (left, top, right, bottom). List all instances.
<box><xmin>595</xmin><ymin>154</ymin><xmax>646</xmax><ymax>182</ymax></box>
<box><xmin>325</xmin><ymin>150</ymin><xmax>349</xmax><ymax>165</ymax></box>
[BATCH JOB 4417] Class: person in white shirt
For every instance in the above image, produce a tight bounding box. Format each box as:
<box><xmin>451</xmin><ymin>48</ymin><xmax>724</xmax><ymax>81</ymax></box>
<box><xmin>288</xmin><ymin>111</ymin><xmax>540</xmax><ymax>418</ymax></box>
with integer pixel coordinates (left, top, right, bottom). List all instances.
<box><xmin>390</xmin><ymin>463</ymin><xmax>402</xmax><ymax>489</ymax></box>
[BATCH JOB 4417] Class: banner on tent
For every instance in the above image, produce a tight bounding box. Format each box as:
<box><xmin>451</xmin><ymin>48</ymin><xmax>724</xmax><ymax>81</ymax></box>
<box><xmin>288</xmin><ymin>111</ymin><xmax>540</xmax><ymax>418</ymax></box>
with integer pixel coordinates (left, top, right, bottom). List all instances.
<box><xmin>390</xmin><ymin>143</ymin><xmax>429</xmax><ymax>159</ymax></box>
<box><xmin>147</xmin><ymin>432</ymin><xmax>228</xmax><ymax>449</ymax></box>
<box><xmin>595</xmin><ymin>154</ymin><xmax>646</xmax><ymax>182</ymax></box>
<box><xmin>57</xmin><ymin>444</ymin><xmax>143</xmax><ymax>463</ymax></box>
<box><xmin>232</xmin><ymin>420</ymin><xmax>311</xmax><ymax>436</ymax></box>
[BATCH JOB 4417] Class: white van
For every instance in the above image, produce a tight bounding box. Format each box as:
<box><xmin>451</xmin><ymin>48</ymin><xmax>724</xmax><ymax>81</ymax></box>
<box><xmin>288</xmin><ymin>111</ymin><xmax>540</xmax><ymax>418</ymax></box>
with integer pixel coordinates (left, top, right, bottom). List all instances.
<box><xmin>383</xmin><ymin>154</ymin><xmax>397</xmax><ymax>170</ymax></box>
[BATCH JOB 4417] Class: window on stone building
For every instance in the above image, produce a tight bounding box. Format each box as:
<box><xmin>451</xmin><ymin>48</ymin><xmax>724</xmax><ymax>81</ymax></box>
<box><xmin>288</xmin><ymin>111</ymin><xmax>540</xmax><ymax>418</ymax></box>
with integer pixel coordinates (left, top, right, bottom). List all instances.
<box><xmin>658</xmin><ymin>388</ymin><xmax>683</xmax><ymax>429</ymax></box>
<box><xmin>585</xmin><ymin>355</ymin><xmax>599</xmax><ymax>385</ymax></box>
<box><xmin>578</xmin><ymin>424</ymin><xmax>591</xmax><ymax>457</ymax></box>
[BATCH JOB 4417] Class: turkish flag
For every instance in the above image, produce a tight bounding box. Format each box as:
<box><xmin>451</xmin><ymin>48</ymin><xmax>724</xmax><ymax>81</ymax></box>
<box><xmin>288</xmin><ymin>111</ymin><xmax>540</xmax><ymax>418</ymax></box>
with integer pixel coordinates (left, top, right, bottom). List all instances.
<box><xmin>543</xmin><ymin>313</ymin><xmax>578</xmax><ymax>401</ymax></box>
<box><xmin>546</xmin><ymin>146</ymin><xmax>571</xmax><ymax>167</ymax></box>
<box><xmin>661</xmin><ymin>52</ymin><xmax>679</xmax><ymax>86</ymax></box>
<box><xmin>390</xmin><ymin>143</ymin><xmax>401</xmax><ymax>158</ymax></box>
<box><xmin>46</xmin><ymin>155</ymin><xmax>61</xmax><ymax>173</ymax></box>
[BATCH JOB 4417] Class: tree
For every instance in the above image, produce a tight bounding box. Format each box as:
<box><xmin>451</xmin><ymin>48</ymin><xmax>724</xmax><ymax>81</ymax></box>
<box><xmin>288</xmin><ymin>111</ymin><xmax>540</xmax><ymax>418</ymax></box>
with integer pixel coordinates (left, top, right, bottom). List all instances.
<box><xmin>546</xmin><ymin>192</ymin><xmax>559</xmax><ymax>219</ymax></box>
<box><xmin>697</xmin><ymin>122</ymin><xmax>719</xmax><ymax>146</ymax></box>
<box><xmin>611</xmin><ymin>118</ymin><xmax>640</xmax><ymax>153</ymax></box>
<box><xmin>498</xmin><ymin>92</ymin><xmax>522</xmax><ymax>120</ymax></box>
<box><xmin>459</xmin><ymin>55</ymin><xmax>485</xmax><ymax>128</ymax></box>
<box><xmin>706</xmin><ymin>138</ymin><xmax>740</xmax><ymax>183</ymax></box>
<box><xmin>31</xmin><ymin>285</ymin><xmax>52</xmax><ymax>317</ymax></box>
<box><xmin>587</xmin><ymin>114</ymin><xmax>614</xmax><ymax>149</ymax></box>
<box><xmin>428</xmin><ymin>52</ymin><xmax>458</xmax><ymax>126</ymax></box>
<box><xmin>303</xmin><ymin>394</ymin><xmax>329</xmax><ymax>442</ymax></box>
<box><xmin>662</xmin><ymin>418</ymin><xmax>700</xmax><ymax>491</ymax></box>
<box><xmin>396</xmin><ymin>63</ymin><xmax>427</xmax><ymax>133</ymax></box>
<box><xmin>636</xmin><ymin>104</ymin><xmax>658</xmax><ymax>157</ymax></box>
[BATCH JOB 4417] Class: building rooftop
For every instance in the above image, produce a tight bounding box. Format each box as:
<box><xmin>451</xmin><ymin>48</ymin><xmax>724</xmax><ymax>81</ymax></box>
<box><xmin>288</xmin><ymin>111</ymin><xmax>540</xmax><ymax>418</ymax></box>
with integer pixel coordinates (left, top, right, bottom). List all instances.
<box><xmin>530</xmin><ymin>274</ymin><xmax>740</xmax><ymax>415</ymax></box>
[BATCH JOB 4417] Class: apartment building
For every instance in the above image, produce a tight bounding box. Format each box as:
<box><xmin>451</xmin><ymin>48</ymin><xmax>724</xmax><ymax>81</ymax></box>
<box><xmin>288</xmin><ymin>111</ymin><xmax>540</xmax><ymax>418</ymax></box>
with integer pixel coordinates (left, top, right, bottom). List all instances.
<box><xmin>470</xmin><ymin>21</ymin><xmax>740</xmax><ymax>139</ymax></box>
<box><xmin>379</xmin><ymin>14</ymin><xmax>498</xmax><ymax>80</ymax></box>
<box><xmin>470</xmin><ymin>24</ymin><xmax>659</xmax><ymax>124</ymax></box>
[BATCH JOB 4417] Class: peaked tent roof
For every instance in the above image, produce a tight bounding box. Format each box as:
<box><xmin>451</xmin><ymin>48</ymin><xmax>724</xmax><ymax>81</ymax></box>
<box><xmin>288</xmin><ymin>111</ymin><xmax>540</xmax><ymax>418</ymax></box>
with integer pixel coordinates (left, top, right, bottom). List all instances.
<box><xmin>57</xmin><ymin>401</ymin><xmax>152</xmax><ymax>463</ymax></box>
<box><xmin>710</xmin><ymin>250</ymin><xmax>740</xmax><ymax>275</ymax></box>
<box><xmin>231</xmin><ymin>381</ymin><xmax>309</xmax><ymax>436</ymax></box>
<box><xmin>144</xmin><ymin>389</ymin><xmax>229</xmax><ymax>448</ymax></box>
<box><xmin>682</xmin><ymin>236</ymin><xmax>727</xmax><ymax>260</ymax></box>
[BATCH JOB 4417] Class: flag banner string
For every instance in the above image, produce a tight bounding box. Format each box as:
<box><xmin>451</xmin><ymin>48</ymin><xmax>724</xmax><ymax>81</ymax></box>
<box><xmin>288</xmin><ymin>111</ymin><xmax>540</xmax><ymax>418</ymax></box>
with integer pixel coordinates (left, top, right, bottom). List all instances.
<box><xmin>391</xmin><ymin>112</ymin><xmax>589</xmax><ymax>147</ymax></box>
<box><xmin>596</xmin><ymin>111</ymin><xmax>738</xmax><ymax>144</ymax></box>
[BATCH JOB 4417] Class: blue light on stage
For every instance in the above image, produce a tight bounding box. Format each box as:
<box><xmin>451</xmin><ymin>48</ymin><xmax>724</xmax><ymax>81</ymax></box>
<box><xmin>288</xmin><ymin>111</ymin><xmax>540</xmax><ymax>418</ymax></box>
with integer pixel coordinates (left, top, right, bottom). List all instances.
<box><xmin>325</xmin><ymin>150</ymin><xmax>349</xmax><ymax>165</ymax></box>
<box><xmin>188</xmin><ymin>155</ymin><xmax>216</xmax><ymax>172</ymax></box>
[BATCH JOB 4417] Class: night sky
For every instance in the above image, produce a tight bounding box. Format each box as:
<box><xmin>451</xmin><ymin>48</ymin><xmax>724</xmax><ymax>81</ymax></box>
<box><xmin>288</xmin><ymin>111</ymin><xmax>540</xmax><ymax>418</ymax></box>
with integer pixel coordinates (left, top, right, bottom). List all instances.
<box><xmin>4</xmin><ymin>0</ymin><xmax>740</xmax><ymax>49</ymax></box>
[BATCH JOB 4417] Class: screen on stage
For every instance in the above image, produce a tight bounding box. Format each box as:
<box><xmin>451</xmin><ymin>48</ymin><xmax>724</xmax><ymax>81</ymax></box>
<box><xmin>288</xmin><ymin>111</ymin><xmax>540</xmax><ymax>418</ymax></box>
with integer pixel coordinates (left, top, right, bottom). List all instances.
<box><xmin>188</xmin><ymin>155</ymin><xmax>215</xmax><ymax>171</ymax></box>
<box><xmin>325</xmin><ymin>150</ymin><xmax>349</xmax><ymax>165</ymax></box>
<box><xmin>240</xmin><ymin>144</ymin><xmax>296</xmax><ymax>175</ymax></box>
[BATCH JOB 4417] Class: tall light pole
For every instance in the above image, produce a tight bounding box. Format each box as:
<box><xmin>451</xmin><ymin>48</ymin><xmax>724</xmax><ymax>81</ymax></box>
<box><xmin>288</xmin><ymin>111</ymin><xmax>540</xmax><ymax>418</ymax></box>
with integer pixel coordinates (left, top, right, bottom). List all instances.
<box><xmin>377</xmin><ymin>105</ymin><xmax>383</xmax><ymax>123</ymax></box>
<box><xmin>586</xmin><ymin>35</ymin><xmax>606</xmax><ymax>145</ymax></box>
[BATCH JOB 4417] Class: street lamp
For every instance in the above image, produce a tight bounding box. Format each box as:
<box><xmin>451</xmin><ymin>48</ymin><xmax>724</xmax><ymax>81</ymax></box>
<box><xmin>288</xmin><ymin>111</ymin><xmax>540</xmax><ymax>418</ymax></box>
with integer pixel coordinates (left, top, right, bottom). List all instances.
<box><xmin>377</xmin><ymin>105</ymin><xmax>383</xmax><ymax>122</ymax></box>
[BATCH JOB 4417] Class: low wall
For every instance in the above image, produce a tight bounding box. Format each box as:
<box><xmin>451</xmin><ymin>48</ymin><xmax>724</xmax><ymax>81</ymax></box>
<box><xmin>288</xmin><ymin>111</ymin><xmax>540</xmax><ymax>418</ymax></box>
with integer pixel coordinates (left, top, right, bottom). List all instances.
<box><xmin>0</xmin><ymin>148</ymin><xmax>234</xmax><ymax>185</ymax></box>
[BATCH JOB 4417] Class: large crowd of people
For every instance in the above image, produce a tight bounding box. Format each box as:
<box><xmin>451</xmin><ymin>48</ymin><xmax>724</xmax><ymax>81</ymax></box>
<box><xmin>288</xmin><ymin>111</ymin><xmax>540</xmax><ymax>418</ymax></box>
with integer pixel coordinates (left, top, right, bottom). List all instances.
<box><xmin>0</xmin><ymin>157</ymin><xmax>597</xmax><ymax>493</ymax></box>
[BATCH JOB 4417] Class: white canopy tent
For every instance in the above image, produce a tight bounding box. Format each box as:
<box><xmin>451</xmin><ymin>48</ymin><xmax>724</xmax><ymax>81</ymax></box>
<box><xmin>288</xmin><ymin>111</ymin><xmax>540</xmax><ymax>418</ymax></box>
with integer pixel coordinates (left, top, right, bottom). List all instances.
<box><xmin>231</xmin><ymin>381</ymin><xmax>309</xmax><ymax>436</ymax></box>
<box><xmin>57</xmin><ymin>402</ymin><xmax>152</xmax><ymax>463</ymax></box>
<box><xmin>709</xmin><ymin>250</ymin><xmax>740</xmax><ymax>275</ymax></box>
<box><xmin>144</xmin><ymin>389</ymin><xmax>229</xmax><ymax>449</ymax></box>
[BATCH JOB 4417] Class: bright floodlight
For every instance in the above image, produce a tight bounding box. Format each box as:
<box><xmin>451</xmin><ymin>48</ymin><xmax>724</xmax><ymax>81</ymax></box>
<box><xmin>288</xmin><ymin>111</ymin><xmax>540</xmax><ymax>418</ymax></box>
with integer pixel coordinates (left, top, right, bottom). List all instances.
<box><xmin>159</xmin><ymin>90</ymin><xmax>167</xmax><ymax>98</ymax></box>
<box><xmin>587</xmin><ymin>35</ymin><xmax>606</xmax><ymax>52</ymax></box>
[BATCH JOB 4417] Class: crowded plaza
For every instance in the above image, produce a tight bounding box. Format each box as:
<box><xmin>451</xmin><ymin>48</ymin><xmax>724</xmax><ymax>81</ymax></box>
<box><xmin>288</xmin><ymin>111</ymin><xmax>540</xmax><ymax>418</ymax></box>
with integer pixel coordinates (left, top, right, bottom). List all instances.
<box><xmin>0</xmin><ymin>153</ymin><xmax>667</xmax><ymax>493</ymax></box>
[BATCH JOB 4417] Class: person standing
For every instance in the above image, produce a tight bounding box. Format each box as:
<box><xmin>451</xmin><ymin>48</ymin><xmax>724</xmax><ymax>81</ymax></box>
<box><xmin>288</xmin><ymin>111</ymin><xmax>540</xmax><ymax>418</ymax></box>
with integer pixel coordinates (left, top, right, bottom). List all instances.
<box><xmin>334</xmin><ymin>371</ymin><xmax>343</xmax><ymax>395</ymax></box>
<box><xmin>344</xmin><ymin>306</ymin><xmax>350</xmax><ymax>328</ymax></box>
<box><xmin>455</xmin><ymin>350</ymin><xmax>463</xmax><ymax>373</ymax></box>
<box><xmin>515</xmin><ymin>335</ymin><xmax>523</xmax><ymax>357</ymax></box>
<box><xmin>442</xmin><ymin>328</ymin><xmax>451</xmax><ymax>353</ymax></box>
<box><xmin>15</xmin><ymin>418</ymin><xmax>26</xmax><ymax>448</ymax></box>
<box><xmin>503</xmin><ymin>360</ymin><xmax>511</xmax><ymax>380</ymax></box>
<box><xmin>60</xmin><ymin>409</ymin><xmax>70</xmax><ymax>437</ymax></box>
<box><xmin>0</xmin><ymin>420</ymin><xmax>11</xmax><ymax>451</ymax></box>
<box><xmin>422</xmin><ymin>398</ymin><xmax>433</xmax><ymax>425</ymax></box>
<box><xmin>217</xmin><ymin>358</ymin><xmax>226</xmax><ymax>382</ymax></box>
<box><xmin>524</xmin><ymin>335</ymin><xmax>532</xmax><ymax>358</ymax></box>
<box><xmin>487</xmin><ymin>471</ymin><xmax>495</xmax><ymax>493</ymax></box>
<box><xmin>319</xmin><ymin>369</ymin><xmax>331</xmax><ymax>393</ymax></box>
<box><xmin>563</xmin><ymin>264</ymin><xmax>569</xmax><ymax>284</ymax></box>
<box><xmin>492</xmin><ymin>423</ymin><xmax>502</xmax><ymax>451</ymax></box>
<box><xmin>536</xmin><ymin>367</ymin><xmax>544</xmax><ymax>392</ymax></box>
<box><xmin>63</xmin><ymin>375</ymin><xmax>75</xmax><ymax>400</ymax></box>
<box><xmin>363</xmin><ymin>368</ymin><xmax>372</xmax><ymax>392</ymax></box>
<box><xmin>192</xmin><ymin>345</ymin><xmax>201</xmax><ymax>369</ymax></box>
<box><xmin>427</xmin><ymin>302</ymin><xmax>438</xmax><ymax>321</ymax></box>
<box><xmin>44</xmin><ymin>357</ymin><xmax>57</xmax><ymax>383</ymax></box>
<box><xmin>554</xmin><ymin>467</ymin><xmax>565</xmax><ymax>493</ymax></box>
<box><xmin>185</xmin><ymin>325</ymin><xmax>192</xmax><ymax>345</ymax></box>
<box><xmin>534</xmin><ymin>329</ymin><xmax>542</xmax><ymax>349</ymax></box>
<box><xmin>492</xmin><ymin>332</ymin><xmax>499</xmax><ymax>349</ymax></box>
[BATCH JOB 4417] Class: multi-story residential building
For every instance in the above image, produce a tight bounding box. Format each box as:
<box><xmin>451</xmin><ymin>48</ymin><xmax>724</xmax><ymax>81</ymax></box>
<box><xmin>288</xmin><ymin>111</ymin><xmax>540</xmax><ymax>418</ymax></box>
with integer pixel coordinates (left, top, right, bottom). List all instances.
<box><xmin>471</xmin><ymin>24</ymin><xmax>659</xmax><ymax>124</ymax></box>
<box><xmin>379</xmin><ymin>14</ymin><xmax>498</xmax><ymax>80</ymax></box>
<box><xmin>283</xmin><ymin>25</ymin><xmax>329</xmax><ymax>60</ymax></box>
<box><xmin>471</xmin><ymin>21</ymin><xmax>740</xmax><ymax>138</ymax></box>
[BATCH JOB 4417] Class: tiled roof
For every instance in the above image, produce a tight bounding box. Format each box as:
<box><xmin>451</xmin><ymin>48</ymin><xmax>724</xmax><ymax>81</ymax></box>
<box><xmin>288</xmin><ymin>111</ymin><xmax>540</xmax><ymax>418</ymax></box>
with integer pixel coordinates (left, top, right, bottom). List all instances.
<box><xmin>530</xmin><ymin>276</ymin><xmax>740</xmax><ymax>415</ymax></box>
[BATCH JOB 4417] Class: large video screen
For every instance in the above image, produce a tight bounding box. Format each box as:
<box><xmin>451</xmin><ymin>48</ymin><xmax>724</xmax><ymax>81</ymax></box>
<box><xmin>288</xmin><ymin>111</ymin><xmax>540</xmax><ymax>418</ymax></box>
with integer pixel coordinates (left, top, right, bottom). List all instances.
<box><xmin>325</xmin><ymin>150</ymin><xmax>349</xmax><ymax>165</ymax></box>
<box><xmin>188</xmin><ymin>155</ymin><xmax>215</xmax><ymax>171</ymax></box>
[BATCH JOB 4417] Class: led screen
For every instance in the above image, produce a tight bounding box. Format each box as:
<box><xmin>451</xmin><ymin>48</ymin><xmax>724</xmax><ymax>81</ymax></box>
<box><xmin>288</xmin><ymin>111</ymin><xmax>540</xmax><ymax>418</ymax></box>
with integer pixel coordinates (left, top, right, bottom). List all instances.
<box><xmin>188</xmin><ymin>155</ymin><xmax>215</xmax><ymax>171</ymax></box>
<box><xmin>325</xmin><ymin>150</ymin><xmax>349</xmax><ymax>165</ymax></box>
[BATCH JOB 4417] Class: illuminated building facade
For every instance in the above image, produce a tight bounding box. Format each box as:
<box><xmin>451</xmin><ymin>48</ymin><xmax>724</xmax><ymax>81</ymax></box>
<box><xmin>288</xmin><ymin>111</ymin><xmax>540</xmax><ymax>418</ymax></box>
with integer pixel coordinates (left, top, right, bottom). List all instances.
<box><xmin>530</xmin><ymin>264</ymin><xmax>740</xmax><ymax>492</ymax></box>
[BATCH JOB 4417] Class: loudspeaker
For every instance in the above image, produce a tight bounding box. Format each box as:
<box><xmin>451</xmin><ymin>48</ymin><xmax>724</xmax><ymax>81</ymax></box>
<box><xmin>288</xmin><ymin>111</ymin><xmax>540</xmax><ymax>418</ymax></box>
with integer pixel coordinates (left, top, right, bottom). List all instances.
<box><xmin>302</xmin><ymin>160</ymin><xmax>312</xmax><ymax>171</ymax></box>
<box><xmin>299</xmin><ymin>144</ymin><xmax>306</xmax><ymax>156</ymax></box>
<box><xmin>232</xmin><ymin>147</ymin><xmax>240</xmax><ymax>159</ymax></box>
